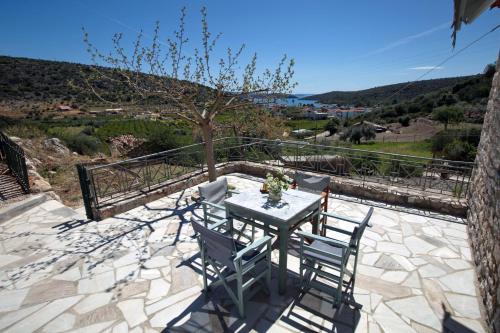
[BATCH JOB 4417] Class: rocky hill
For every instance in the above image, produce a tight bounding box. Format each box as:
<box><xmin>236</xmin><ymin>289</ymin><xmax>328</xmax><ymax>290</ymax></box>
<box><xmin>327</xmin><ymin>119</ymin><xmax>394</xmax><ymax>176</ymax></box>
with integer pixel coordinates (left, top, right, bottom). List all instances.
<box><xmin>304</xmin><ymin>75</ymin><xmax>484</xmax><ymax>106</ymax></box>
<box><xmin>356</xmin><ymin>69</ymin><xmax>494</xmax><ymax>124</ymax></box>
<box><xmin>0</xmin><ymin>55</ymin><xmax>199</xmax><ymax>109</ymax></box>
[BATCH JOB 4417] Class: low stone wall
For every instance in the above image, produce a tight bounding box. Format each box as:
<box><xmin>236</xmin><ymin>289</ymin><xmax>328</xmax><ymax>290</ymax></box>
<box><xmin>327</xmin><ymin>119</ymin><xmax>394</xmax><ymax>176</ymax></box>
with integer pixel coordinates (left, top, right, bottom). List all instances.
<box><xmin>238</xmin><ymin>161</ymin><xmax>467</xmax><ymax>217</ymax></box>
<box><xmin>94</xmin><ymin>163</ymin><xmax>240</xmax><ymax>220</ymax></box>
<box><xmin>466</xmin><ymin>55</ymin><xmax>500</xmax><ymax>333</ymax></box>
<box><xmin>93</xmin><ymin>160</ymin><xmax>468</xmax><ymax>221</ymax></box>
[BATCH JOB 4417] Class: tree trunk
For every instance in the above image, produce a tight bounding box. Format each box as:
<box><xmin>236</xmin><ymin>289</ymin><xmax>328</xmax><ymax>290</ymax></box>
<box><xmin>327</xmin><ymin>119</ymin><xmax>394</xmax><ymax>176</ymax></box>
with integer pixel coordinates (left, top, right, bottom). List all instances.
<box><xmin>201</xmin><ymin>121</ymin><xmax>217</xmax><ymax>182</ymax></box>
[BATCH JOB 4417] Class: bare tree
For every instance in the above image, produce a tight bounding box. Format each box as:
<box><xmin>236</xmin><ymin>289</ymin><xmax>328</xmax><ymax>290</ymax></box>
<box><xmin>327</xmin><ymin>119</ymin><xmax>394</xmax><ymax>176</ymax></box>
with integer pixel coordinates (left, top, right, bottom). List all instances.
<box><xmin>80</xmin><ymin>7</ymin><xmax>296</xmax><ymax>181</ymax></box>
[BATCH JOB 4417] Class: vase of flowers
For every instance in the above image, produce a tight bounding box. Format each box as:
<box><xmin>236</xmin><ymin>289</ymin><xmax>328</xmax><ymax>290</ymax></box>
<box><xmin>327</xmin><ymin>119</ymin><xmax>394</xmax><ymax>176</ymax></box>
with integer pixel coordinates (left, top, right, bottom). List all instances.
<box><xmin>264</xmin><ymin>171</ymin><xmax>292</xmax><ymax>203</ymax></box>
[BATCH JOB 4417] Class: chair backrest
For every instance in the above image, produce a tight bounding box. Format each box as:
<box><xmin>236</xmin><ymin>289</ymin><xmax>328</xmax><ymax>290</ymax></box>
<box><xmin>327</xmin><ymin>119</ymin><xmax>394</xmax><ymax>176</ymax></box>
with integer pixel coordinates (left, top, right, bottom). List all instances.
<box><xmin>294</xmin><ymin>171</ymin><xmax>330</xmax><ymax>193</ymax></box>
<box><xmin>191</xmin><ymin>218</ymin><xmax>236</xmax><ymax>270</ymax></box>
<box><xmin>199</xmin><ymin>178</ymin><xmax>228</xmax><ymax>205</ymax></box>
<box><xmin>349</xmin><ymin>207</ymin><xmax>374</xmax><ymax>249</ymax></box>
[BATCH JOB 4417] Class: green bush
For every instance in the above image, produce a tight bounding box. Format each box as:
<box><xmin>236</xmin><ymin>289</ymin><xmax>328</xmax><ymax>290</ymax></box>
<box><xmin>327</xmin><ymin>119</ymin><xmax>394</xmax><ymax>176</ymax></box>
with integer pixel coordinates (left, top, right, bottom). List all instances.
<box><xmin>0</xmin><ymin>116</ymin><xmax>15</xmax><ymax>129</ymax></box>
<box><xmin>398</xmin><ymin>116</ymin><xmax>410</xmax><ymax>127</ymax></box>
<box><xmin>145</xmin><ymin>127</ymin><xmax>184</xmax><ymax>152</ymax></box>
<box><xmin>442</xmin><ymin>140</ymin><xmax>476</xmax><ymax>162</ymax></box>
<box><xmin>324</xmin><ymin>118</ymin><xmax>340</xmax><ymax>136</ymax></box>
<box><xmin>431</xmin><ymin>128</ymin><xmax>481</xmax><ymax>161</ymax></box>
<box><xmin>431</xmin><ymin>131</ymin><xmax>454</xmax><ymax>154</ymax></box>
<box><xmin>4</xmin><ymin>124</ymin><xmax>45</xmax><ymax>139</ymax></box>
<box><xmin>341</xmin><ymin>123</ymin><xmax>376</xmax><ymax>144</ymax></box>
<box><xmin>432</xmin><ymin>106</ymin><xmax>464</xmax><ymax>130</ymax></box>
<box><xmin>64</xmin><ymin>133</ymin><xmax>105</xmax><ymax>155</ymax></box>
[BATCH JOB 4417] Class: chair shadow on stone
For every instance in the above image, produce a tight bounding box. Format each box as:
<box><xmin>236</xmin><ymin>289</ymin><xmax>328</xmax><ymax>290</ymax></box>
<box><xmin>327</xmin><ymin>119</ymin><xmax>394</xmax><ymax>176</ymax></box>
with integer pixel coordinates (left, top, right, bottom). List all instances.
<box><xmin>159</xmin><ymin>266</ymin><xmax>299</xmax><ymax>332</ymax></box>
<box><xmin>281</xmin><ymin>288</ymin><xmax>362</xmax><ymax>333</ymax></box>
<box><xmin>165</xmin><ymin>246</ymin><xmax>362</xmax><ymax>332</ymax></box>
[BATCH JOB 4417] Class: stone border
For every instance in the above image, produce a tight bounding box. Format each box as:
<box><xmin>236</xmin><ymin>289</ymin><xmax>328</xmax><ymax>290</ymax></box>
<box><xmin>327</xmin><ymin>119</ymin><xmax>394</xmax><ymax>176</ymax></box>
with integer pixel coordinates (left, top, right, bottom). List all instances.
<box><xmin>92</xmin><ymin>161</ymin><xmax>467</xmax><ymax>221</ymax></box>
<box><xmin>0</xmin><ymin>192</ymin><xmax>57</xmax><ymax>223</ymax></box>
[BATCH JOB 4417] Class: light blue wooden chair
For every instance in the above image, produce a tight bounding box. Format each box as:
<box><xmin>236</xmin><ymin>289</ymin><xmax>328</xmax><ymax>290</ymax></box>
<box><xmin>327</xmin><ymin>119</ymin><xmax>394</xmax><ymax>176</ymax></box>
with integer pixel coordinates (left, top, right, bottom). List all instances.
<box><xmin>198</xmin><ymin>178</ymin><xmax>254</xmax><ymax>241</ymax></box>
<box><xmin>190</xmin><ymin>217</ymin><xmax>272</xmax><ymax>317</ymax></box>
<box><xmin>292</xmin><ymin>171</ymin><xmax>331</xmax><ymax>226</ymax></box>
<box><xmin>297</xmin><ymin>207</ymin><xmax>374</xmax><ymax>306</ymax></box>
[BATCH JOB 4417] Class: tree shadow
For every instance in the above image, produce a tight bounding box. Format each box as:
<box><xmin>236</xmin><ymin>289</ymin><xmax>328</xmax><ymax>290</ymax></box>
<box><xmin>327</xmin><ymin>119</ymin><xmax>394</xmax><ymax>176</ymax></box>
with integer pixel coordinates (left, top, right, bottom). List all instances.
<box><xmin>1</xmin><ymin>189</ymin><xmax>200</xmax><ymax>296</ymax></box>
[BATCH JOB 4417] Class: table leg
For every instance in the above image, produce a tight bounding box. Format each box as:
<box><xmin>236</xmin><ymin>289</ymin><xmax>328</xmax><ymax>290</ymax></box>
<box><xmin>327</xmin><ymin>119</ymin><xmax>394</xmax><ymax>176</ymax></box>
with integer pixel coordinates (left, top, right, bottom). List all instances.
<box><xmin>264</xmin><ymin>222</ymin><xmax>270</xmax><ymax>236</ymax></box>
<box><xmin>312</xmin><ymin>203</ymin><xmax>321</xmax><ymax>235</ymax></box>
<box><xmin>226</xmin><ymin>208</ymin><xmax>234</xmax><ymax>235</ymax></box>
<box><xmin>278</xmin><ymin>226</ymin><xmax>288</xmax><ymax>294</ymax></box>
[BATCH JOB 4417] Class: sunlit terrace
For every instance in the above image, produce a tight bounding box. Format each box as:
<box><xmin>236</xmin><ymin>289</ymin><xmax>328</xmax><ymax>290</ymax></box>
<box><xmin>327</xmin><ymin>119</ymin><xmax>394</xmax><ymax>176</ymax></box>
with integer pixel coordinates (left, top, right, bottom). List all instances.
<box><xmin>0</xmin><ymin>166</ymin><xmax>486</xmax><ymax>332</ymax></box>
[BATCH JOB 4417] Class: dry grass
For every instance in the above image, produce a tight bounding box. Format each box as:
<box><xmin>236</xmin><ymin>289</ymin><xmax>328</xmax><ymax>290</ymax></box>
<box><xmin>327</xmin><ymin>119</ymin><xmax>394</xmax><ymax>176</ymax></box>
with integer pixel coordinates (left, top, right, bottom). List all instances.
<box><xmin>4</xmin><ymin>126</ymin><xmax>114</xmax><ymax>208</ymax></box>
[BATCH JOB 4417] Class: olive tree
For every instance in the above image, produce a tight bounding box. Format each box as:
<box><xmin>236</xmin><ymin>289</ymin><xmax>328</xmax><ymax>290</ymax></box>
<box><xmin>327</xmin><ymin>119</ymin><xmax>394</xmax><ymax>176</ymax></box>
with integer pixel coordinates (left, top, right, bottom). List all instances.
<box><xmin>324</xmin><ymin>117</ymin><xmax>340</xmax><ymax>136</ymax></box>
<box><xmin>340</xmin><ymin>122</ymin><xmax>376</xmax><ymax>144</ymax></box>
<box><xmin>432</xmin><ymin>106</ymin><xmax>464</xmax><ymax>130</ymax></box>
<box><xmin>80</xmin><ymin>7</ymin><xmax>296</xmax><ymax>181</ymax></box>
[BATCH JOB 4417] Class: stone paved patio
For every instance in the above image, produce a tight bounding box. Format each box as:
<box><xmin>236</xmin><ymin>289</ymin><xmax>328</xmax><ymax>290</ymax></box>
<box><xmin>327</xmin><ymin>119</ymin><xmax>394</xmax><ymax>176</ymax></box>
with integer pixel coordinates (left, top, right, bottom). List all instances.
<box><xmin>0</xmin><ymin>173</ymin><xmax>486</xmax><ymax>332</ymax></box>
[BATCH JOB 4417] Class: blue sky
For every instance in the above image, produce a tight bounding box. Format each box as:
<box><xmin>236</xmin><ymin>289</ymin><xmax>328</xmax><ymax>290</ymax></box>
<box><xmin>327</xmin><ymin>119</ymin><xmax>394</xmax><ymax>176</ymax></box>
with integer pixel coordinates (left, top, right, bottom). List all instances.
<box><xmin>0</xmin><ymin>0</ymin><xmax>498</xmax><ymax>93</ymax></box>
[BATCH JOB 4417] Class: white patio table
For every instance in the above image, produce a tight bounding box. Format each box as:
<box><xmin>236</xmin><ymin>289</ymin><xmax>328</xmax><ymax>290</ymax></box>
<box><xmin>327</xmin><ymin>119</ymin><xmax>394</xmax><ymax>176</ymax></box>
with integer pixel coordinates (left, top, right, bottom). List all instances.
<box><xmin>224</xmin><ymin>189</ymin><xmax>322</xmax><ymax>294</ymax></box>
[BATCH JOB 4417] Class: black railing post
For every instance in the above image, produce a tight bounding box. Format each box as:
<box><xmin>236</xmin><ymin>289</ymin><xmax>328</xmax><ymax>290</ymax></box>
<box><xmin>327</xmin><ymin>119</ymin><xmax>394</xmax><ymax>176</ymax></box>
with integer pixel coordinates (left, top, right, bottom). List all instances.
<box><xmin>77</xmin><ymin>164</ymin><xmax>95</xmax><ymax>220</ymax></box>
<box><xmin>0</xmin><ymin>131</ymin><xmax>30</xmax><ymax>194</ymax></box>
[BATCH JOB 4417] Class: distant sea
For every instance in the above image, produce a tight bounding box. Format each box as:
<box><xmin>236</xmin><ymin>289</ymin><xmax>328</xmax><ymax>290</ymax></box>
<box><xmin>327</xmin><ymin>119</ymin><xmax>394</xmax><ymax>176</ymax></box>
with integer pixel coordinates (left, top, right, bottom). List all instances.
<box><xmin>270</xmin><ymin>94</ymin><xmax>336</xmax><ymax>108</ymax></box>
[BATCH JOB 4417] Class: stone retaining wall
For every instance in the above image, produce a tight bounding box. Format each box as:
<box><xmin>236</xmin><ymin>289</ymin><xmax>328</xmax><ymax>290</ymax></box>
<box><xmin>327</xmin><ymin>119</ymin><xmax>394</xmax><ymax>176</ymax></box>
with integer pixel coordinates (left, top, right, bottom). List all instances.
<box><xmin>238</xmin><ymin>162</ymin><xmax>467</xmax><ymax>216</ymax></box>
<box><xmin>94</xmin><ymin>161</ymin><xmax>468</xmax><ymax>221</ymax></box>
<box><xmin>466</xmin><ymin>54</ymin><xmax>500</xmax><ymax>333</ymax></box>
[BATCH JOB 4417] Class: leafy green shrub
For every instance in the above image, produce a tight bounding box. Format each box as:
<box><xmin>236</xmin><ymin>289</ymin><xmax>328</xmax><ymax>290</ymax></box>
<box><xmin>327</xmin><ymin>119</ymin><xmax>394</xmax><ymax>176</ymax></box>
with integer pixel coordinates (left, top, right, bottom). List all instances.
<box><xmin>407</xmin><ymin>105</ymin><xmax>420</xmax><ymax>114</ymax></box>
<box><xmin>442</xmin><ymin>140</ymin><xmax>476</xmax><ymax>162</ymax></box>
<box><xmin>458</xmin><ymin>127</ymin><xmax>481</xmax><ymax>146</ymax></box>
<box><xmin>324</xmin><ymin>118</ymin><xmax>340</xmax><ymax>136</ymax></box>
<box><xmin>81</xmin><ymin>126</ymin><xmax>94</xmax><ymax>136</ymax></box>
<box><xmin>394</xmin><ymin>105</ymin><xmax>406</xmax><ymax>116</ymax></box>
<box><xmin>4</xmin><ymin>124</ymin><xmax>45</xmax><ymax>139</ymax></box>
<box><xmin>145</xmin><ymin>126</ymin><xmax>186</xmax><ymax>152</ymax></box>
<box><xmin>431</xmin><ymin>128</ymin><xmax>481</xmax><ymax>161</ymax></box>
<box><xmin>398</xmin><ymin>116</ymin><xmax>410</xmax><ymax>127</ymax></box>
<box><xmin>341</xmin><ymin>123</ymin><xmax>376</xmax><ymax>144</ymax></box>
<box><xmin>432</xmin><ymin>106</ymin><xmax>464</xmax><ymax>130</ymax></box>
<box><xmin>0</xmin><ymin>116</ymin><xmax>15</xmax><ymax>129</ymax></box>
<box><xmin>64</xmin><ymin>133</ymin><xmax>105</xmax><ymax>155</ymax></box>
<box><xmin>431</xmin><ymin>131</ymin><xmax>454</xmax><ymax>154</ymax></box>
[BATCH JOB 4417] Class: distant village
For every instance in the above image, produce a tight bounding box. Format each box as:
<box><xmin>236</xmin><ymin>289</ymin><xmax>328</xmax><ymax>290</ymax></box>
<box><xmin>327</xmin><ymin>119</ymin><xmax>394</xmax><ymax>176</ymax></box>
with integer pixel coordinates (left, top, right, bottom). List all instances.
<box><xmin>52</xmin><ymin>104</ymin><xmax>173</xmax><ymax>121</ymax></box>
<box><xmin>268</xmin><ymin>104</ymin><xmax>373</xmax><ymax>120</ymax></box>
<box><xmin>51</xmin><ymin>101</ymin><xmax>374</xmax><ymax>123</ymax></box>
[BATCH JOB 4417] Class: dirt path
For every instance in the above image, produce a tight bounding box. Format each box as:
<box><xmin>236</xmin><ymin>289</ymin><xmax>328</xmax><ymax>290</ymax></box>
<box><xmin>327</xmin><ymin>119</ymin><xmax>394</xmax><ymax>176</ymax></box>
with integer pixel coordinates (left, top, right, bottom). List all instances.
<box><xmin>376</xmin><ymin>118</ymin><xmax>440</xmax><ymax>142</ymax></box>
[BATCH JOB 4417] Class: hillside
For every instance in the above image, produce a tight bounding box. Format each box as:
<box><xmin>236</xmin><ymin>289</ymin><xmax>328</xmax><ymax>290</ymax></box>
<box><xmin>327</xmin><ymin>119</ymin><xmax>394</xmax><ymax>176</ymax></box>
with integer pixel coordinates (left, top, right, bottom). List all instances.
<box><xmin>0</xmin><ymin>56</ymin><xmax>121</xmax><ymax>105</ymax></box>
<box><xmin>357</xmin><ymin>71</ymin><xmax>493</xmax><ymax>124</ymax></box>
<box><xmin>0</xmin><ymin>55</ymin><xmax>203</xmax><ymax>109</ymax></box>
<box><xmin>304</xmin><ymin>76</ymin><xmax>480</xmax><ymax>106</ymax></box>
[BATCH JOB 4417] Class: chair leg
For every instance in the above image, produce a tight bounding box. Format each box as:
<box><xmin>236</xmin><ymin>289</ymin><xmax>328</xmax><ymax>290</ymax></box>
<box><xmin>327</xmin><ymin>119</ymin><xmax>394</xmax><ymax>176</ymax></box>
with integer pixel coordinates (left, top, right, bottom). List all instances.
<box><xmin>200</xmin><ymin>247</ymin><xmax>208</xmax><ymax>292</ymax></box>
<box><xmin>299</xmin><ymin>238</ymin><xmax>304</xmax><ymax>284</ymax></box>
<box><xmin>266</xmin><ymin>246</ymin><xmax>272</xmax><ymax>292</ymax></box>
<box><xmin>303</xmin><ymin>259</ymin><xmax>315</xmax><ymax>291</ymax></box>
<box><xmin>236</xmin><ymin>272</ymin><xmax>245</xmax><ymax>317</ymax></box>
<box><xmin>351</xmin><ymin>253</ymin><xmax>359</xmax><ymax>291</ymax></box>
<box><xmin>336</xmin><ymin>266</ymin><xmax>345</xmax><ymax>307</ymax></box>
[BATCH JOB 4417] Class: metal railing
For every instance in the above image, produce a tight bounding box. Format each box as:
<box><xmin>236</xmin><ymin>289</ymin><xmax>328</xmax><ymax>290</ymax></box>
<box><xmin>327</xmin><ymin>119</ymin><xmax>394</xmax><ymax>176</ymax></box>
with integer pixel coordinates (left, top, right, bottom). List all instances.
<box><xmin>77</xmin><ymin>137</ymin><xmax>474</xmax><ymax>220</ymax></box>
<box><xmin>0</xmin><ymin>132</ymin><xmax>30</xmax><ymax>193</ymax></box>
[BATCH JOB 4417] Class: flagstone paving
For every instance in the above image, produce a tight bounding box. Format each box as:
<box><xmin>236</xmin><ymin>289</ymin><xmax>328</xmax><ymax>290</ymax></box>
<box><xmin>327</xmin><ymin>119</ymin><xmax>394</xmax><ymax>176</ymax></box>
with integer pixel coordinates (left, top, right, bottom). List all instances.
<box><xmin>0</xmin><ymin>173</ymin><xmax>486</xmax><ymax>332</ymax></box>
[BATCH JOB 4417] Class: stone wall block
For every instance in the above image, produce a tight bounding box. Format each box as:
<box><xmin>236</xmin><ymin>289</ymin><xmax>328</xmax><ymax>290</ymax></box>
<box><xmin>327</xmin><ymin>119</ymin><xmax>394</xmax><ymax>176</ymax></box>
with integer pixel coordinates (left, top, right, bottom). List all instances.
<box><xmin>466</xmin><ymin>52</ymin><xmax>500</xmax><ymax>332</ymax></box>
